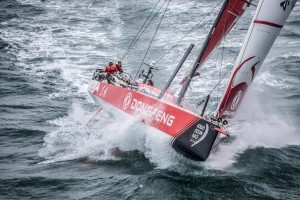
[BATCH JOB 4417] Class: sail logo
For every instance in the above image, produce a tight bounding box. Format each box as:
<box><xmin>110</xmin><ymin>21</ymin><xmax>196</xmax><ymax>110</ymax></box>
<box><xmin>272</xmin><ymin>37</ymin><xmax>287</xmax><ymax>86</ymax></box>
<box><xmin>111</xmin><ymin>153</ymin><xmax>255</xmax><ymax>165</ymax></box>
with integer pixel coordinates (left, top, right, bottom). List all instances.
<box><xmin>231</xmin><ymin>90</ymin><xmax>242</xmax><ymax>110</ymax></box>
<box><xmin>190</xmin><ymin>123</ymin><xmax>209</xmax><ymax>147</ymax></box>
<box><xmin>123</xmin><ymin>92</ymin><xmax>132</xmax><ymax>110</ymax></box>
<box><xmin>280</xmin><ymin>0</ymin><xmax>296</xmax><ymax>11</ymax></box>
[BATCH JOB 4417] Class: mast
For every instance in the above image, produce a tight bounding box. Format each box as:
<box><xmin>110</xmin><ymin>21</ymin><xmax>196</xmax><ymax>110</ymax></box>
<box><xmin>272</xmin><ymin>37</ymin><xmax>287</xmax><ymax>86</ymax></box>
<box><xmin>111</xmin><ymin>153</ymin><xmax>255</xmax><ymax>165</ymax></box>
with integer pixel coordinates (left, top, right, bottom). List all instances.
<box><xmin>216</xmin><ymin>0</ymin><xmax>297</xmax><ymax>119</ymax></box>
<box><xmin>177</xmin><ymin>0</ymin><xmax>230</xmax><ymax>105</ymax></box>
<box><xmin>158</xmin><ymin>44</ymin><xmax>194</xmax><ymax>99</ymax></box>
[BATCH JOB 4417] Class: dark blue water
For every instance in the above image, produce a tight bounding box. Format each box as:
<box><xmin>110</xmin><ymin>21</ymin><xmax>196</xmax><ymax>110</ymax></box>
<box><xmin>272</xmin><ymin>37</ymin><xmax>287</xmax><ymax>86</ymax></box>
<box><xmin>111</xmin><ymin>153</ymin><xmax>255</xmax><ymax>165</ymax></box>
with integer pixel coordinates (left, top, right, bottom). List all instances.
<box><xmin>1</xmin><ymin>0</ymin><xmax>300</xmax><ymax>199</ymax></box>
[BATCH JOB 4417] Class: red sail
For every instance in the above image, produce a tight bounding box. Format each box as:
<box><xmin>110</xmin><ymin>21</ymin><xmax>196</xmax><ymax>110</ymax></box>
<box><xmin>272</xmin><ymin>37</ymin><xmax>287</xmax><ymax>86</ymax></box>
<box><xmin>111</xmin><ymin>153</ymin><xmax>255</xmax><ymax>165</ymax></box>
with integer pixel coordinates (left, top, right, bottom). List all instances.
<box><xmin>179</xmin><ymin>0</ymin><xmax>250</xmax><ymax>85</ymax></box>
<box><xmin>198</xmin><ymin>0</ymin><xmax>250</xmax><ymax>68</ymax></box>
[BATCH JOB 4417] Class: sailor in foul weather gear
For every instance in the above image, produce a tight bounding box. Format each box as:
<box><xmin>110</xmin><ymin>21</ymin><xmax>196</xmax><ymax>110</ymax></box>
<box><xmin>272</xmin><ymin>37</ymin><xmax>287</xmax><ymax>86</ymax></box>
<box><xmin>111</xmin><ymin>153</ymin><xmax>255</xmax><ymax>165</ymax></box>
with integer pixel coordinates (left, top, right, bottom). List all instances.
<box><xmin>105</xmin><ymin>62</ymin><xmax>117</xmax><ymax>75</ymax></box>
<box><xmin>147</xmin><ymin>79</ymin><xmax>154</xmax><ymax>86</ymax></box>
<box><xmin>116</xmin><ymin>61</ymin><xmax>123</xmax><ymax>73</ymax></box>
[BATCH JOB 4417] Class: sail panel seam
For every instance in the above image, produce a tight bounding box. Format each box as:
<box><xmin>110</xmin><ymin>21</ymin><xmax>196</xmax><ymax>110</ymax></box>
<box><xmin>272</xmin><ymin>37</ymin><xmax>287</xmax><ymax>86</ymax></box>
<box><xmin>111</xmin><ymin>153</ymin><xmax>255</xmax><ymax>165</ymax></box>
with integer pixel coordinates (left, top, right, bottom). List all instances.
<box><xmin>227</xmin><ymin>10</ymin><xmax>238</xmax><ymax>17</ymax></box>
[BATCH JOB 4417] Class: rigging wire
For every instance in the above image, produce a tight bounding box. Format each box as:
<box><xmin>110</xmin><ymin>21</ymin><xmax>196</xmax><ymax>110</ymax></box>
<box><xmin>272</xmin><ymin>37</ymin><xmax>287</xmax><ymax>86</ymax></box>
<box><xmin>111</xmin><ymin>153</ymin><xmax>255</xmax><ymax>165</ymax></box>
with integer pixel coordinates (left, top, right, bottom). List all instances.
<box><xmin>218</xmin><ymin>41</ymin><xmax>225</xmax><ymax>103</ymax></box>
<box><xmin>154</xmin><ymin>0</ymin><xmax>225</xmax><ymax>66</ymax></box>
<box><xmin>157</xmin><ymin>0</ymin><xmax>226</xmax><ymax>99</ymax></box>
<box><xmin>195</xmin><ymin>38</ymin><xmax>224</xmax><ymax>108</ymax></box>
<box><xmin>195</xmin><ymin>1</ymin><xmax>248</xmax><ymax>116</ymax></box>
<box><xmin>217</xmin><ymin>4</ymin><xmax>229</xmax><ymax>104</ymax></box>
<box><xmin>205</xmin><ymin>24</ymin><xmax>245</xmax><ymax>116</ymax></box>
<box><xmin>211</xmin><ymin>133</ymin><xmax>230</xmax><ymax>150</ymax></box>
<box><xmin>134</xmin><ymin>0</ymin><xmax>171</xmax><ymax>81</ymax></box>
<box><xmin>195</xmin><ymin>50</ymin><xmax>238</xmax><ymax>109</ymax></box>
<box><xmin>178</xmin><ymin>0</ymin><xmax>226</xmax><ymax>105</ymax></box>
<box><xmin>121</xmin><ymin>0</ymin><xmax>164</xmax><ymax>61</ymax></box>
<box><xmin>204</xmin><ymin>53</ymin><xmax>238</xmax><ymax>116</ymax></box>
<box><xmin>122</xmin><ymin>0</ymin><xmax>224</xmax><ymax>66</ymax></box>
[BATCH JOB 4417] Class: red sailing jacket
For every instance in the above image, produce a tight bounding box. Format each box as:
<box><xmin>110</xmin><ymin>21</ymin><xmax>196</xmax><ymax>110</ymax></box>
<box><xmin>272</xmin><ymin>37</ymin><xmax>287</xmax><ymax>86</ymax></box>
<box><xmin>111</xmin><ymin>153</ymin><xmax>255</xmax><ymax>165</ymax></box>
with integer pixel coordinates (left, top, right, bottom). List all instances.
<box><xmin>116</xmin><ymin>64</ymin><xmax>123</xmax><ymax>72</ymax></box>
<box><xmin>105</xmin><ymin>65</ymin><xmax>117</xmax><ymax>75</ymax></box>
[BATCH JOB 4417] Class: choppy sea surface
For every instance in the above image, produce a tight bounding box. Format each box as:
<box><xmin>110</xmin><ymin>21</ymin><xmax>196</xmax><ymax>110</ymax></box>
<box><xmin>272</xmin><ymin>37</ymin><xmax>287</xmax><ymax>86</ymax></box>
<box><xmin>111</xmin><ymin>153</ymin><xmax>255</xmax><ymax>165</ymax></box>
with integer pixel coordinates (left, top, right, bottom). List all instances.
<box><xmin>1</xmin><ymin>0</ymin><xmax>300</xmax><ymax>199</ymax></box>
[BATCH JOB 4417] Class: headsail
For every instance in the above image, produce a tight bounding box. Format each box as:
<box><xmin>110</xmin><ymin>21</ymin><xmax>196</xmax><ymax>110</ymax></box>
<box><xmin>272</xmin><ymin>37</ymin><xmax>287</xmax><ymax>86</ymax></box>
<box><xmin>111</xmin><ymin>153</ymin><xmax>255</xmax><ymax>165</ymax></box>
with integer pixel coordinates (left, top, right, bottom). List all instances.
<box><xmin>216</xmin><ymin>0</ymin><xmax>297</xmax><ymax>119</ymax></box>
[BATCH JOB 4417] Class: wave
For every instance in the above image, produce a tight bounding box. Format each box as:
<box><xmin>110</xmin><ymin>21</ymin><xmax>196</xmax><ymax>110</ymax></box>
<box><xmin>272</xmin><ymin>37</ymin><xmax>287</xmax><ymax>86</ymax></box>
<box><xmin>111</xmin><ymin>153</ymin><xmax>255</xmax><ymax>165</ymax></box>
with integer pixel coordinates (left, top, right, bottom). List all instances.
<box><xmin>285</xmin><ymin>94</ymin><xmax>300</xmax><ymax>100</ymax></box>
<box><xmin>0</xmin><ymin>0</ymin><xmax>45</xmax><ymax>23</ymax></box>
<box><xmin>0</xmin><ymin>39</ymin><xmax>11</xmax><ymax>50</ymax></box>
<box><xmin>286</xmin><ymin>19</ymin><xmax>300</xmax><ymax>26</ymax></box>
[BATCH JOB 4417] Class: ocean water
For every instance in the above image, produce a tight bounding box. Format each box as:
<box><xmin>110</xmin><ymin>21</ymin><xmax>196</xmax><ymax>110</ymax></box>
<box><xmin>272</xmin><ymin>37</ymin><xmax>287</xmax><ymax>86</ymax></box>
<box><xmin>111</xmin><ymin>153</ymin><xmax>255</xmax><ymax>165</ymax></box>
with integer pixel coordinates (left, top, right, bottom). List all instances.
<box><xmin>1</xmin><ymin>0</ymin><xmax>300</xmax><ymax>199</ymax></box>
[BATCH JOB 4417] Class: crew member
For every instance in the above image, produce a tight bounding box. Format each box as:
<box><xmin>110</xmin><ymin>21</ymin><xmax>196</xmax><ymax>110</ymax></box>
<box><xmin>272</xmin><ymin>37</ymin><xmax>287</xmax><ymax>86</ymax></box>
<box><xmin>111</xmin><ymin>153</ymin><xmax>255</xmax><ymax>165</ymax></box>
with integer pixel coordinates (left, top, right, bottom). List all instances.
<box><xmin>105</xmin><ymin>62</ymin><xmax>117</xmax><ymax>75</ymax></box>
<box><xmin>147</xmin><ymin>79</ymin><xmax>154</xmax><ymax>86</ymax></box>
<box><xmin>116</xmin><ymin>61</ymin><xmax>123</xmax><ymax>73</ymax></box>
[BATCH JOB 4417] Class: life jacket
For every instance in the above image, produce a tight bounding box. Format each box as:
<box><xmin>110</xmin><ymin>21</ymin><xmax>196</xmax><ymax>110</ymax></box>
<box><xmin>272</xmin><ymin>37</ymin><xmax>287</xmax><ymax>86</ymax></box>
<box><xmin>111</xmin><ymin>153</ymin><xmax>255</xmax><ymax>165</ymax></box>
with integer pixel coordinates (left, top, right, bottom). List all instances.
<box><xmin>105</xmin><ymin>65</ymin><xmax>117</xmax><ymax>75</ymax></box>
<box><xmin>116</xmin><ymin>64</ymin><xmax>123</xmax><ymax>72</ymax></box>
